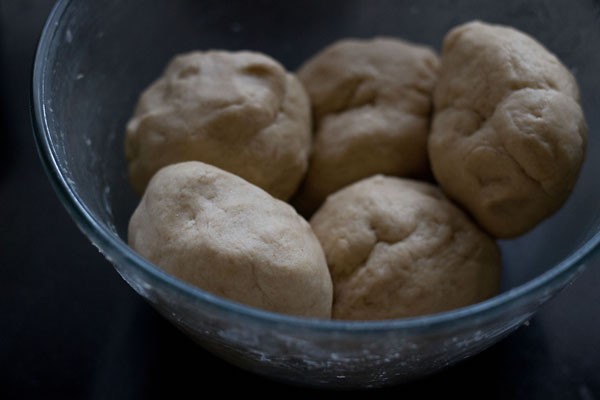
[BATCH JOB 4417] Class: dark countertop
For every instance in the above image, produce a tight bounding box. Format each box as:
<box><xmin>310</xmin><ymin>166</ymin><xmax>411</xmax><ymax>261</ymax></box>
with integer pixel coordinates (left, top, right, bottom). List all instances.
<box><xmin>1</xmin><ymin>1</ymin><xmax>598</xmax><ymax>398</ymax></box>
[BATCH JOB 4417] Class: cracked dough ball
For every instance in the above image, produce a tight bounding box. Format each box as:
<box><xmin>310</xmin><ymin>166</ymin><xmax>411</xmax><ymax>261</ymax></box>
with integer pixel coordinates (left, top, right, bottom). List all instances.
<box><xmin>310</xmin><ymin>175</ymin><xmax>501</xmax><ymax>321</ymax></box>
<box><xmin>429</xmin><ymin>21</ymin><xmax>587</xmax><ymax>238</ymax></box>
<box><xmin>294</xmin><ymin>38</ymin><xmax>439</xmax><ymax>214</ymax></box>
<box><xmin>128</xmin><ymin>161</ymin><xmax>333</xmax><ymax>318</ymax></box>
<box><xmin>125</xmin><ymin>51</ymin><xmax>311</xmax><ymax>200</ymax></box>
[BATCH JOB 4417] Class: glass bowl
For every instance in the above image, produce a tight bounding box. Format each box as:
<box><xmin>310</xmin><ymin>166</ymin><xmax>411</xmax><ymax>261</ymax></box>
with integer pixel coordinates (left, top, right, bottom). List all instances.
<box><xmin>31</xmin><ymin>0</ymin><xmax>600</xmax><ymax>388</ymax></box>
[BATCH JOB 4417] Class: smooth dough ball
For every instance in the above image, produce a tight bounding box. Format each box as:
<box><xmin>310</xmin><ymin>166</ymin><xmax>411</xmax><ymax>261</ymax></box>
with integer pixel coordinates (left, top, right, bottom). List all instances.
<box><xmin>310</xmin><ymin>175</ymin><xmax>501</xmax><ymax>321</ymax></box>
<box><xmin>429</xmin><ymin>21</ymin><xmax>587</xmax><ymax>238</ymax></box>
<box><xmin>128</xmin><ymin>161</ymin><xmax>333</xmax><ymax>318</ymax></box>
<box><xmin>294</xmin><ymin>38</ymin><xmax>439</xmax><ymax>214</ymax></box>
<box><xmin>125</xmin><ymin>51</ymin><xmax>311</xmax><ymax>200</ymax></box>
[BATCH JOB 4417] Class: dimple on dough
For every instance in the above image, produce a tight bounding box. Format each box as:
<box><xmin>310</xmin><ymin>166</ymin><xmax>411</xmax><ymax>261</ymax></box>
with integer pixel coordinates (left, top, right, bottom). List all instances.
<box><xmin>294</xmin><ymin>38</ymin><xmax>439</xmax><ymax>214</ymax></box>
<box><xmin>125</xmin><ymin>51</ymin><xmax>311</xmax><ymax>200</ymax></box>
<box><xmin>310</xmin><ymin>175</ymin><xmax>501</xmax><ymax>321</ymax></box>
<box><xmin>429</xmin><ymin>21</ymin><xmax>587</xmax><ymax>238</ymax></box>
<box><xmin>128</xmin><ymin>161</ymin><xmax>333</xmax><ymax>318</ymax></box>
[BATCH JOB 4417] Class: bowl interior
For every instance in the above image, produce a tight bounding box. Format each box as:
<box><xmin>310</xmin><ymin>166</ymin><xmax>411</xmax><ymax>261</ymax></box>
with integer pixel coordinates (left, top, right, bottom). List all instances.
<box><xmin>36</xmin><ymin>0</ymin><xmax>600</xmax><ymax>312</ymax></box>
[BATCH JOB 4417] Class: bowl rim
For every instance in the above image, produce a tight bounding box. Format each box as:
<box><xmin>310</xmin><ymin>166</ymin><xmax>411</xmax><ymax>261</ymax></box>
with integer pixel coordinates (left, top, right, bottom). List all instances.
<box><xmin>31</xmin><ymin>0</ymin><xmax>600</xmax><ymax>334</ymax></box>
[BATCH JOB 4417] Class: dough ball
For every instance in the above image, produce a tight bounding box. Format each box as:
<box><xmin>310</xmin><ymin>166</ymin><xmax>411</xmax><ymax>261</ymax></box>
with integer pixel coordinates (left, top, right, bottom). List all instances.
<box><xmin>310</xmin><ymin>175</ymin><xmax>501</xmax><ymax>321</ymax></box>
<box><xmin>125</xmin><ymin>51</ymin><xmax>311</xmax><ymax>200</ymax></box>
<box><xmin>294</xmin><ymin>38</ymin><xmax>439</xmax><ymax>214</ymax></box>
<box><xmin>429</xmin><ymin>21</ymin><xmax>587</xmax><ymax>238</ymax></box>
<box><xmin>128</xmin><ymin>161</ymin><xmax>333</xmax><ymax>318</ymax></box>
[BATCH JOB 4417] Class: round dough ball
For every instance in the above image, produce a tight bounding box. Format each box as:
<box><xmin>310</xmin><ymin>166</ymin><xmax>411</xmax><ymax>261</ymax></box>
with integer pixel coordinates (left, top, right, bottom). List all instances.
<box><xmin>128</xmin><ymin>161</ymin><xmax>333</xmax><ymax>318</ymax></box>
<box><xmin>310</xmin><ymin>175</ymin><xmax>501</xmax><ymax>321</ymax></box>
<box><xmin>125</xmin><ymin>51</ymin><xmax>311</xmax><ymax>200</ymax></box>
<box><xmin>294</xmin><ymin>38</ymin><xmax>439</xmax><ymax>214</ymax></box>
<box><xmin>429</xmin><ymin>21</ymin><xmax>587</xmax><ymax>238</ymax></box>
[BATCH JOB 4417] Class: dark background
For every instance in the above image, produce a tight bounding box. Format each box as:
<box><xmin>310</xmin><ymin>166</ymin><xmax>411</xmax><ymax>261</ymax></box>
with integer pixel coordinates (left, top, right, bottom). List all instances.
<box><xmin>1</xmin><ymin>1</ymin><xmax>599</xmax><ymax>398</ymax></box>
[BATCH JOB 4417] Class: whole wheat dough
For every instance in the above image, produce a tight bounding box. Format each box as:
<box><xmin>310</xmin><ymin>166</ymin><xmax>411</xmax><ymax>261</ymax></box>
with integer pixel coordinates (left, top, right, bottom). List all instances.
<box><xmin>310</xmin><ymin>175</ymin><xmax>501</xmax><ymax>321</ymax></box>
<box><xmin>128</xmin><ymin>161</ymin><xmax>333</xmax><ymax>318</ymax></box>
<box><xmin>429</xmin><ymin>21</ymin><xmax>587</xmax><ymax>238</ymax></box>
<box><xmin>294</xmin><ymin>38</ymin><xmax>439</xmax><ymax>214</ymax></box>
<box><xmin>125</xmin><ymin>51</ymin><xmax>311</xmax><ymax>200</ymax></box>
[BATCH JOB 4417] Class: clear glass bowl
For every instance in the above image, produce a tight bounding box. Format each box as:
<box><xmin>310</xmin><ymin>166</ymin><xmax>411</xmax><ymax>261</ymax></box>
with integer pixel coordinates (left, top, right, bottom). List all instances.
<box><xmin>31</xmin><ymin>0</ymin><xmax>600</xmax><ymax>388</ymax></box>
